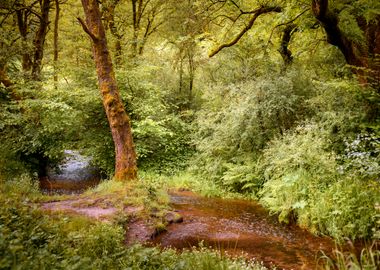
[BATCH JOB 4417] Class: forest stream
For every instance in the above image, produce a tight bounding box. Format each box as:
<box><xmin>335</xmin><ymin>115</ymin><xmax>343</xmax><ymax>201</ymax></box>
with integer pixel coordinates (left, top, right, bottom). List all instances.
<box><xmin>152</xmin><ymin>190</ymin><xmax>335</xmax><ymax>270</ymax></box>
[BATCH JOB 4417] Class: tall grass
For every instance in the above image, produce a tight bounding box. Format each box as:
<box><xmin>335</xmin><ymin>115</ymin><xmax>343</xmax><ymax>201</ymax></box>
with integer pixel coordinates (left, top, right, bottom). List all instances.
<box><xmin>319</xmin><ymin>242</ymin><xmax>379</xmax><ymax>270</ymax></box>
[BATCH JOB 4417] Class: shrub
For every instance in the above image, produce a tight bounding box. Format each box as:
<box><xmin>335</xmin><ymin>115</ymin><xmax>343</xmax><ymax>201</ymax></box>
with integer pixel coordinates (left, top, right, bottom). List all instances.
<box><xmin>259</xmin><ymin>123</ymin><xmax>380</xmax><ymax>240</ymax></box>
<box><xmin>192</xmin><ymin>70</ymin><xmax>312</xmax><ymax>192</ymax></box>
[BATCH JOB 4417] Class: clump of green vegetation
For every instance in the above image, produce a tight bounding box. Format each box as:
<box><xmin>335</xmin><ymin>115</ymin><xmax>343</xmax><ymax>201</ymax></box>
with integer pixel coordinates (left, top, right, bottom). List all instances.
<box><xmin>139</xmin><ymin>171</ymin><xmax>245</xmax><ymax>199</ymax></box>
<box><xmin>0</xmin><ymin>173</ymin><xmax>41</xmax><ymax>201</ymax></box>
<box><xmin>319</xmin><ymin>242</ymin><xmax>380</xmax><ymax>270</ymax></box>
<box><xmin>259</xmin><ymin>123</ymin><xmax>379</xmax><ymax>240</ymax></box>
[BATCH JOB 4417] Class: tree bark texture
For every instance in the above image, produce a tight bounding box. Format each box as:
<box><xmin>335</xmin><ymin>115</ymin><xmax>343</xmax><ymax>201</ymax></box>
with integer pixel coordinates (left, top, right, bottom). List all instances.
<box><xmin>80</xmin><ymin>0</ymin><xmax>137</xmax><ymax>181</ymax></box>
<box><xmin>312</xmin><ymin>0</ymin><xmax>380</xmax><ymax>88</ymax></box>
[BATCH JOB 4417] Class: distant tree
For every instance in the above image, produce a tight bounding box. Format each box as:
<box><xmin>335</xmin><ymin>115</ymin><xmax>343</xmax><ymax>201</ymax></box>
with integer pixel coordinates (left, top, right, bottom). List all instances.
<box><xmin>79</xmin><ymin>0</ymin><xmax>137</xmax><ymax>181</ymax></box>
<box><xmin>0</xmin><ymin>0</ymin><xmax>52</xmax><ymax>80</ymax></box>
<box><xmin>53</xmin><ymin>0</ymin><xmax>61</xmax><ymax>85</ymax></box>
<box><xmin>130</xmin><ymin>0</ymin><xmax>166</xmax><ymax>56</ymax></box>
<box><xmin>30</xmin><ymin>0</ymin><xmax>51</xmax><ymax>80</ymax></box>
<box><xmin>102</xmin><ymin>0</ymin><xmax>124</xmax><ymax>65</ymax></box>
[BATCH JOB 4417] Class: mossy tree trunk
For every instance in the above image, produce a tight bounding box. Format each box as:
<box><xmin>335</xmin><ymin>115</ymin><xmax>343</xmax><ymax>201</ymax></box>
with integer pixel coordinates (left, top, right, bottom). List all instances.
<box><xmin>79</xmin><ymin>0</ymin><xmax>137</xmax><ymax>181</ymax></box>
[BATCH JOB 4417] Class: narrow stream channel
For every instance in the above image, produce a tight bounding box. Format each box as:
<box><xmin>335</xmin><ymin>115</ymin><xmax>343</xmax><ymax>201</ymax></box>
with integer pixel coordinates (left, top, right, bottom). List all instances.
<box><xmin>152</xmin><ymin>191</ymin><xmax>336</xmax><ymax>270</ymax></box>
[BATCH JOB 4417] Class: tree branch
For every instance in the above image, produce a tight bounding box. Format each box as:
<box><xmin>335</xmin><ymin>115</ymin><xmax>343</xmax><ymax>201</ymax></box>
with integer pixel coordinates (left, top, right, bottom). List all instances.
<box><xmin>77</xmin><ymin>17</ymin><xmax>98</xmax><ymax>41</ymax></box>
<box><xmin>266</xmin><ymin>8</ymin><xmax>309</xmax><ymax>48</ymax></box>
<box><xmin>278</xmin><ymin>23</ymin><xmax>297</xmax><ymax>66</ymax></box>
<box><xmin>311</xmin><ymin>0</ymin><xmax>328</xmax><ymax>20</ymax></box>
<box><xmin>209</xmin><ymin>6</ymin><xmax>282</xmax><ymax>57</ymax></box>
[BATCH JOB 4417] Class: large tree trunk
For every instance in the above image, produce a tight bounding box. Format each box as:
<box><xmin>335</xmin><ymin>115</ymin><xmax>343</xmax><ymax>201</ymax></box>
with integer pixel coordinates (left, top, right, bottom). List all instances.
<box><xmin>312</xmin><ymin>0</ymin><xmax>380</xmax><ymax>88</ymax></box>
<box><xmin>79</xmin><ymin>0</ymin><xmax>137</xmax><ymax>181</ymax></box>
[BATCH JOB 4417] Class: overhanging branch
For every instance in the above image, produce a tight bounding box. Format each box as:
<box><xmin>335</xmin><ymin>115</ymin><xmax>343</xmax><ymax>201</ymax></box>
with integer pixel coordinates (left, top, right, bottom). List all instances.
<box><xmin>209</xmin><ymin>6</ymin><xmax>282</xmax><ymax>57</ymax></box>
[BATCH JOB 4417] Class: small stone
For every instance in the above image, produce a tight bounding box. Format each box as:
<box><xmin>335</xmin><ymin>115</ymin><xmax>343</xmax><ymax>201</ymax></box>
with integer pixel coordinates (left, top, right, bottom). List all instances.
<box><xmin>165</xmin><ymin>211</ymin><xmax>183</xmax><ymax>224</ymax></box>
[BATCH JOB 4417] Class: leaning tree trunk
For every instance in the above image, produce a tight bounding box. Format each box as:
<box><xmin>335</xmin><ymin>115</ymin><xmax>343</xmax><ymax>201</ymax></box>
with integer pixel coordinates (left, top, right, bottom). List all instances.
<box><xmin>312</xmin><ymin>0</ymin><xmax>380</xmax><ymax>88</ymax></box>
<box><xmin>79</xmin><ymin>0</ymin><xmax>137</xmax><ymax>181</ymax></box>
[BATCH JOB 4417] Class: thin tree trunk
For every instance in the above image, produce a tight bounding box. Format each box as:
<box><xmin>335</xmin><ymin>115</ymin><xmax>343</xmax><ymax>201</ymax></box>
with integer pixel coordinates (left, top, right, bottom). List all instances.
<box><xmin>179</xmin><ymin>56</ymin><xmax>184</xmax><ymax>93</ymax></box>
<box><xmin>31</xmin><ymin>0</ymin><xmax>51</xmax><ymax>80</ymax></box>
<box><xmin>79</xmin><ymin>0</ymin><xmax>137</xmax><ymax>181</ymax></box>
<box><xmin>188</xmin><ymin>50</ymin><xmax>195</xmax><ymax>107</ymax></box>
<box><xmin>103</xmin><ymin>0</ymin><xmax>123</xmax><ymax>66</ymax></box>
<box><xmin>131</xmin><ymin>0</ymin><xmax>138</xmax><ymax>56</ymax></box>
<box><xmin>15</xmin><ymin>9</ymin><xmax>32</xmax><ymax>73</ymax></box>
<box><xmin>278</xmin><ymin>24</ymin><xmax>296</xmax><ymax>68</ymax></box>
<box><xmin>114</xmin><ymin>39</ymin><xmax>122</xmax><ymax>65</ymax></box>
<box><xmin>53</xmin><ymin>0</ymin><xmax>60</xmax><ymax>86</ymax></box>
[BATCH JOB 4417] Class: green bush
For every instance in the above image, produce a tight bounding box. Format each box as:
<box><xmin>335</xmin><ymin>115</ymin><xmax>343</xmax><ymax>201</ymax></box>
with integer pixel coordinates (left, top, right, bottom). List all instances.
<box><xmin>259</xmin><ymin>123</ymin><xmax>380</xmax><ymax>240</ymax></box>
<box><xmin>0</xmin><ymin>83</ymin><xmax>81</xmax><ymax>177</ymax></box>
<box><xmin>192</xmin><ymin>70</ymin><xmax>312</xmax><ymax>192</ymax></box>
<box><xmin>309</xmin><ymin>177</ymin><xmax>379</xmax><ymax>240</ymax></box>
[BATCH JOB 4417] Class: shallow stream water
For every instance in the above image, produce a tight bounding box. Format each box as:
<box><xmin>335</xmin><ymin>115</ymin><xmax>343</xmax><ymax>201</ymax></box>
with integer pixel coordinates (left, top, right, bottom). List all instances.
<box><xmin>152</xmin><ymin>191</ymin><xmax>336</xmax><ymax>270</ymax></box>
<box><xmin>39</xmin><ymin>150</ymin><xmax>100</xmax><ymax>194</ymax></box>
